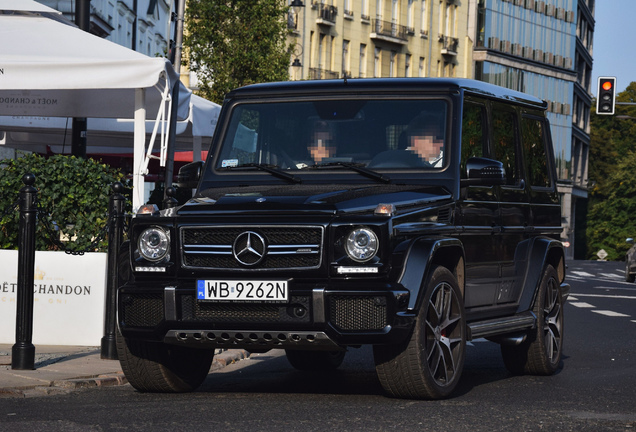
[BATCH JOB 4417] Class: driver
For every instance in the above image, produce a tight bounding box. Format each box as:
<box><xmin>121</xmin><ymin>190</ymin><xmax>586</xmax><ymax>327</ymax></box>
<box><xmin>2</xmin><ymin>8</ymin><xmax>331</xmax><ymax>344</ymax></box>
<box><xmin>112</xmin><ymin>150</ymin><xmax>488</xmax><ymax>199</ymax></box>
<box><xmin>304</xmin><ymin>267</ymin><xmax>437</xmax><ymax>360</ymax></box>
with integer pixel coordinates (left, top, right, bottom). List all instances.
<box><xmin>307</xmin><ymin>120</ymin><xmax>336</xmax><ymax>164</ymax></box>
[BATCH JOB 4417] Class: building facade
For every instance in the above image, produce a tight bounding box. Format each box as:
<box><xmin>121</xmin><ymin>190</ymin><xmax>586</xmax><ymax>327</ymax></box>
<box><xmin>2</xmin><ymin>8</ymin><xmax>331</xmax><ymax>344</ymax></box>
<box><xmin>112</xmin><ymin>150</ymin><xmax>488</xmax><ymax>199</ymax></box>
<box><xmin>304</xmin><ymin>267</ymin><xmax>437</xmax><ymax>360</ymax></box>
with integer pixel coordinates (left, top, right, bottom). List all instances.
<box><xmin>39</xmin><ymin>0</ymin><xmax>174</xmax><ymax>59</ymax></box>
<box><xmin>287</xmin><ymin>0</ymin><xmax>473</xmax><ymax>81</ymax></box>
<box><xmin>571</xmin><ymin>0</ymin><xmax>594</xmax><ymax>259</ymax></box>
<box><xmin>471</xmin><ymin>0</ymin><xmax>593</xmax><ymax>258</ymax></box>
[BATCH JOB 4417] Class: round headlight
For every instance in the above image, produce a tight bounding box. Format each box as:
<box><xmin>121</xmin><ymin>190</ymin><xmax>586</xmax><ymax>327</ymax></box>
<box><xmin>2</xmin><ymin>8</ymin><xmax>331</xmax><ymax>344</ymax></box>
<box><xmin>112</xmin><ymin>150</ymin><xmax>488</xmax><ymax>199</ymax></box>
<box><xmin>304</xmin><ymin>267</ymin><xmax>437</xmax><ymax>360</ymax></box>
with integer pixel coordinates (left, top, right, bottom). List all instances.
<box><xmin>345</xmin><ymin>227</ymin><xmax>378</xmax><ymax>262</ymax></box>
<box><xmin>138</xmin><ymin>227</ymin><xmax>170</xmax><ymax>262</ymax></box>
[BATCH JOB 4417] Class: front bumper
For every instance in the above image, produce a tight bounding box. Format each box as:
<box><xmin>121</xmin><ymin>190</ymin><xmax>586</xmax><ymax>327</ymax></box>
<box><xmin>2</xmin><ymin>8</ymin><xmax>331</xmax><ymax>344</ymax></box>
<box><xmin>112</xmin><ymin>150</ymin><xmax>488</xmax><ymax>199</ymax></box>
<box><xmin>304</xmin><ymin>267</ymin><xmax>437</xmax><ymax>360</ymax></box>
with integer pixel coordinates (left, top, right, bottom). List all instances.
<box><xmin>118</xmin><ymin>281</ymin><xmax>414</xmax><ymax>350</ymax></box>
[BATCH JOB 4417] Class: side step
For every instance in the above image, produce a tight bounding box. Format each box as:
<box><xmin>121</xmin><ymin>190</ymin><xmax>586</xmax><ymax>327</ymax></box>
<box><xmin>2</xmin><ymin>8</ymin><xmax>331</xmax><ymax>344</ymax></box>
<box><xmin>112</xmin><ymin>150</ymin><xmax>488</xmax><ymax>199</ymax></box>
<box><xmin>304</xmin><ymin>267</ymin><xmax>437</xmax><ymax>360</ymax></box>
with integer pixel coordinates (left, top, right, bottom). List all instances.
<box><xmin>467</xmin><ymin>311</ymin><xmax>536</xmax><ymax>341</ymax></box>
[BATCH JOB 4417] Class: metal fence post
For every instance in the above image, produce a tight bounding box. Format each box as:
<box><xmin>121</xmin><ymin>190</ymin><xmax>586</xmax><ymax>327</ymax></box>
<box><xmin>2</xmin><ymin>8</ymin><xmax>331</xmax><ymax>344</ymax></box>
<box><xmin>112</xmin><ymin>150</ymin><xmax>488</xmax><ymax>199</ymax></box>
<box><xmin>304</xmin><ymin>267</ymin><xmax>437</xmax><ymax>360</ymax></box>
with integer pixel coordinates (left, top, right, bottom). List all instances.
<box><xmin>12</xmin><ymin>174</ymin><xmax>37</xmax><ymax>370</ymax></box>
<box><xmin>101</xmin><ymin>182</ymin><xmax>125</xmax><ymax>360</ymax></box>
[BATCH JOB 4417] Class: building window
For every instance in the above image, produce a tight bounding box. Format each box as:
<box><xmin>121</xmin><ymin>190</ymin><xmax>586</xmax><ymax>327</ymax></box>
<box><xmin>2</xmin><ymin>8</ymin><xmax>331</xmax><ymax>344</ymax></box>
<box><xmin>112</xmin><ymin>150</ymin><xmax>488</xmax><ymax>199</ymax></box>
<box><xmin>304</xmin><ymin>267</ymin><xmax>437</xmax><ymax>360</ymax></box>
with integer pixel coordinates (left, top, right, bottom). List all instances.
<box><xmin>420</xmin><ymin>0</ymin><xmax>428</xmax><ymax>36</ymax></box>
<box><xmin>390</xmin><ymin>51</ymin><xmax>397</xmax><ymax>77</ymax></box>
<box><xmin>419</xmin><ymin>57</ymin><xmax>425</xmax><ymax>77</ymax></box>
<box><xmin>361</xmin><ymin>0</ymin><xmax>369</xmax><ymax>20</ymax></box>
<box><xmin>318</xmin><ymin>33</ymin><xmax>325</xmax><ymax>69</ymax></box>
<box><xmin>359</xmin><ymin>44</ymin><xmax>367</xmax><ymax>77</ymax></box>
<box><xmin>309</xmin><ymin>31</ymin><xmax>314</xmax><ymax>67</ymax></box>
<box><xmin>374</xmin><ymin>47</ymin><xmax>381</xmax><ymax>77</ymax></box>
<box><xmin>342</xmin><ymin>40</ymin><xmax>350</xmax><ymax>77</ymax></box>
<box><xmin>405</xmin><ymin>53</ymin><xmax>411</xmax><ymax>77</ymax></box>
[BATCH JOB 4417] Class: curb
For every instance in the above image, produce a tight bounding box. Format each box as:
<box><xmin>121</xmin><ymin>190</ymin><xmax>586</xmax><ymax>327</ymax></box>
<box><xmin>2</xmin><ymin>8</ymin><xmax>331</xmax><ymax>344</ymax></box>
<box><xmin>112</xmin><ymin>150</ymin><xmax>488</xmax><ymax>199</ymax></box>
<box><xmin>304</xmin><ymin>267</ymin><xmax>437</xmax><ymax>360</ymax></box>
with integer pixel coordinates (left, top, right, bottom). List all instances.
<box><xmin>211</xmin><ymin>349</ymin><xmax>251</xmax><ymax>371</ymax></box>
<box><xmin>0</xmin><ymin>349</ymin><xmax>250</xmax><ymax>398</ymax></box>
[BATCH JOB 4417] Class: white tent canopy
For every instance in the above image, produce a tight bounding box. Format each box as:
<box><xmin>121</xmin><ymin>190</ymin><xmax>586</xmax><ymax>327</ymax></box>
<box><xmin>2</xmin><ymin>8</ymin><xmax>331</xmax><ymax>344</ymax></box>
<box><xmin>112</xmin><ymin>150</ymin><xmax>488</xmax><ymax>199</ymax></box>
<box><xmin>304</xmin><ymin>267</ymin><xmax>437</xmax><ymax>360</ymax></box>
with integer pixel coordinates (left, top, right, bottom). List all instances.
<box><xmin>0</xmin><ymin>95</ymin><xmax>220</xmax><ymax>157</ymax></box>
<box><xmin>0</xmin><ymin>4</ymin><xmax>192</xmax><ymax>209</ymax></box>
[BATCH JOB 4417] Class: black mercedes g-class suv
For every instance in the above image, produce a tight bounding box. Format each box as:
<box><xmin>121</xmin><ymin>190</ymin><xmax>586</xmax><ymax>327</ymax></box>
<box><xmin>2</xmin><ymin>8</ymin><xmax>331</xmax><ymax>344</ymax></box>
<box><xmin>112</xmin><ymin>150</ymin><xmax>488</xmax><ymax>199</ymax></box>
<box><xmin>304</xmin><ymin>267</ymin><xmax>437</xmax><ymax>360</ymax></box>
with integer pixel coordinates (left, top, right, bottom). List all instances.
<box><xmin>116</xmin><ymin>78</ymin><xmax>570</xmax><ymax>399</ymax></box>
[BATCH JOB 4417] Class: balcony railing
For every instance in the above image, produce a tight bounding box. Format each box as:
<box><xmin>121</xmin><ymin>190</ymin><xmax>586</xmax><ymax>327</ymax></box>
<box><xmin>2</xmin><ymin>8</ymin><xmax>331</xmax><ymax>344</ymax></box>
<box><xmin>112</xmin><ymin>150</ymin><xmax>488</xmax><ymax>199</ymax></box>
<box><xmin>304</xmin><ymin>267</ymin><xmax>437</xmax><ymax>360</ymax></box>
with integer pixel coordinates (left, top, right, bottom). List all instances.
<box><xmin>371</xmin><ymin>19</ymin><xmax>408</xmax><ymax>43</ymax></box>
<box><xmin>309</xmin><ymin>68</ymin><xmax>340</xmax><ymax>80</ymax></box>
<box><xmin>440</xmin><ymin>36</ymin><xmax>459</xmax><ymax>55</ymax></box>
<box><xmin>316</xmin><ymin>2</ymin><xmax>337</xmax><ymax>25</ymax></box>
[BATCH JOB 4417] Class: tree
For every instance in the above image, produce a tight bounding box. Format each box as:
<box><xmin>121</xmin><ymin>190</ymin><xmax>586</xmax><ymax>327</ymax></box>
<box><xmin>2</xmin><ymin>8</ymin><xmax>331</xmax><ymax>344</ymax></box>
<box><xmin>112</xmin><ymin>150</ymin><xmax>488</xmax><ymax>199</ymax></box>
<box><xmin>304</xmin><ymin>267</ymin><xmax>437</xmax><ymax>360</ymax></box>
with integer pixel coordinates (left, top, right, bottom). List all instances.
<box><xmin>586</xmin><ymin>150</ymin><xmax>636</xmax><ymax>261</ymax></box>
<box><xmin>184</xmin><ymin>0</ymin><xmax>291</xmax><ymax>105</ymax></box>
<box><xmin>586</xmin><ymin>82</ymin><xmax>636</xmax><ymax>260</ymax></box>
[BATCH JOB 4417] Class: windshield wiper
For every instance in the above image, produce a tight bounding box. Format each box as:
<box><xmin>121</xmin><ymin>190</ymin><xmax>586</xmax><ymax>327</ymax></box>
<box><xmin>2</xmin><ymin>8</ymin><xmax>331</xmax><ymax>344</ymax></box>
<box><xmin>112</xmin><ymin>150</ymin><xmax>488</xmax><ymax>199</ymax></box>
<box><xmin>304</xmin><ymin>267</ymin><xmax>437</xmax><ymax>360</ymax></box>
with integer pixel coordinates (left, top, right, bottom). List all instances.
<box><xmin>311</xmin><ymin>162</ymin><xmax>391</xmax><ymax>184</ymax></box>
<box><xmin>225</xmin><ymin>163</ymin><xmax>301</xmax><ymax>184</ymax></box>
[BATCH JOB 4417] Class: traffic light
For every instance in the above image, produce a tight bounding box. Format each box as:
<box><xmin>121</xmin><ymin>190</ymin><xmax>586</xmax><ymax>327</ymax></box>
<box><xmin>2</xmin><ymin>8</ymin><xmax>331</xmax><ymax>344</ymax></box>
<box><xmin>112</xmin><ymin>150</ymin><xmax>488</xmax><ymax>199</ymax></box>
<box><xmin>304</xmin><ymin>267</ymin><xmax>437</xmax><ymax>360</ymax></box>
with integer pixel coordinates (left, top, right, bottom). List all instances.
<box><xmin>597</xmin><ymin>77</ymin><xmax>616</xmax><ymax>115</ymax></box>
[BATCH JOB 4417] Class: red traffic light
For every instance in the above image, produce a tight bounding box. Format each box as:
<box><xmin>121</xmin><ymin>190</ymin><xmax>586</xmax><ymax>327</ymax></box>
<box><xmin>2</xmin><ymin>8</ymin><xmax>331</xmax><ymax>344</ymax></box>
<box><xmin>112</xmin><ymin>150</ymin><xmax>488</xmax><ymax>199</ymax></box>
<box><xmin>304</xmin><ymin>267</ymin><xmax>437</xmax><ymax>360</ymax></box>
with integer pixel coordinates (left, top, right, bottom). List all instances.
<box><xmin>597</xmin><ymin>77</ymin><xmax>616</xmax><ymax>115</ymax></box>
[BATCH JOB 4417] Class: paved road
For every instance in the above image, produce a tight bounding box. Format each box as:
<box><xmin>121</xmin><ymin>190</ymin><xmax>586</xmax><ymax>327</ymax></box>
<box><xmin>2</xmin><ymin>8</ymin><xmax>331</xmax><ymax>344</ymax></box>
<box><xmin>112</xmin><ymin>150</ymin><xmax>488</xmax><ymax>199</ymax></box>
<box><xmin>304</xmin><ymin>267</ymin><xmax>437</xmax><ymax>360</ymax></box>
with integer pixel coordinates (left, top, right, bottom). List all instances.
<box><xmin>0</xmin><ymin>260</ymin><xmax>634</xmax><ymax>431</ymax></box>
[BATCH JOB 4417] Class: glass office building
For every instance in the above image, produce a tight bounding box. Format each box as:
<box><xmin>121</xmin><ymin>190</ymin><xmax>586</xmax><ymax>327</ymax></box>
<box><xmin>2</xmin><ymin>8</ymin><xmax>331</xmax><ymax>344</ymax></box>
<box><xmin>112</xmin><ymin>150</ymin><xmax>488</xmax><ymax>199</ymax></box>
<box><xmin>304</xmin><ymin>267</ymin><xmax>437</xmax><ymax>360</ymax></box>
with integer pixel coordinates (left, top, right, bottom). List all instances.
<box><xmin>472</xmin><ymin>0</ymin><xmax>593</xmax><ymax>258</ymax></box>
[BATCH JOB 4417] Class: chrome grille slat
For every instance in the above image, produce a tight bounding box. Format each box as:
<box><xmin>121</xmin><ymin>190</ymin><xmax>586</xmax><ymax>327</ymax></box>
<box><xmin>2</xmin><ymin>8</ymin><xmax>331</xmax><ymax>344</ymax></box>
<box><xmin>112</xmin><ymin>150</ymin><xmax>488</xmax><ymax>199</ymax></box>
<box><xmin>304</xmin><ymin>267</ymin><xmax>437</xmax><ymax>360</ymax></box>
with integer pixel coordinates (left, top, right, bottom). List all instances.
<box><xmin>181</xmin><ymin>225</ymin><xmax>323</xmax><ymax>270</ymax></box>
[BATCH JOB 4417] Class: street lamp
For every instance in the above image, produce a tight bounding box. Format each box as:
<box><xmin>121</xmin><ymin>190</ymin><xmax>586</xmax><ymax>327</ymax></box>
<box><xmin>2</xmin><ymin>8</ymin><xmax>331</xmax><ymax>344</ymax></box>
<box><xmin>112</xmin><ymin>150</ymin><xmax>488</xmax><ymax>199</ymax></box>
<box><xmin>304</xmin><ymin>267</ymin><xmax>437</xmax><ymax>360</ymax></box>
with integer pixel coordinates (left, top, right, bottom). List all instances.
<box><xmin>288</xmin><ymin>1</ymin><xmax>305</xmax><ymax>80</ymax></box>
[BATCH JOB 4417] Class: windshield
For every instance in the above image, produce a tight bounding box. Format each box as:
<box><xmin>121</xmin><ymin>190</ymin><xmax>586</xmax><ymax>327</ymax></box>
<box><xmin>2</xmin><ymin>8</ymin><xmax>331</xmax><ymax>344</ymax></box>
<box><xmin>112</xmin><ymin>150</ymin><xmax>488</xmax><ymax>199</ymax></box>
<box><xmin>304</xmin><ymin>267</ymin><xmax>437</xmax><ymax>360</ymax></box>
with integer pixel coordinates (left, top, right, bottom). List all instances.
<box><xmin>214</xmin><ymin>99</ymin><xmax>448</xmax><ymax>172</ymax></box>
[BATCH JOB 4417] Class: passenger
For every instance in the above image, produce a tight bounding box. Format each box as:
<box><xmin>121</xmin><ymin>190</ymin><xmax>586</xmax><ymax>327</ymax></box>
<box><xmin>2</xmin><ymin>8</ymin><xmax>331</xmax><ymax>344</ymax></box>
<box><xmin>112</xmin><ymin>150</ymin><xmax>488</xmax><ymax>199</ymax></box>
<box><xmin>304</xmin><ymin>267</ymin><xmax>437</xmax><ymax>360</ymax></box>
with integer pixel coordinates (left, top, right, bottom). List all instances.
<box><xmin>403</xmin><ymin>114</ymin><xmax>445</xmax><ymax>167</ymax></box>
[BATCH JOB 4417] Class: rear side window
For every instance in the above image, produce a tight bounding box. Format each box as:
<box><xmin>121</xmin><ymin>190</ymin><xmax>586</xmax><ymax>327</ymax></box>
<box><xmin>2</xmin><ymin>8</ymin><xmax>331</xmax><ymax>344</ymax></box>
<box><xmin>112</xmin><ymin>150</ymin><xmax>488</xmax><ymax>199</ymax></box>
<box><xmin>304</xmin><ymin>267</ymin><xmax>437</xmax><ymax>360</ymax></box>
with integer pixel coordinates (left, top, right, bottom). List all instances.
<box><xmin>521</xmin><ymin>117</ymin><xmax>551</xmax><ymax>187</ymax></box>
<box><xmin>460</xmin><ymin>102</ymin><xmax>487</xmax><ymax>179</ymax></box>
<box><xmin>491</xmin><ymin>107</ymin><xmax>519</xmax><ymax>185</ymax></box>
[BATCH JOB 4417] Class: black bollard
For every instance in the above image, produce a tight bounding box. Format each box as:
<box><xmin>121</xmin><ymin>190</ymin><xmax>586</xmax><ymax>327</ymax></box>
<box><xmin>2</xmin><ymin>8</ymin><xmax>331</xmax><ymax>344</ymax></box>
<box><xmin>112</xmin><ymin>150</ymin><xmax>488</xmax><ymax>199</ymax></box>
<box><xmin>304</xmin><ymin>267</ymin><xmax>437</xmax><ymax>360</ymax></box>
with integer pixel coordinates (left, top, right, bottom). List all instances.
<box><xmin>101</xmin><ymin>182</ymin><xmax>125</xmax><ymax>360</ymax></box>
<box><xmin>163</xmin><ymin>186</ymin><xmax>178</xmax><ymax>210</ymax></box>
<box><xmin>12</xmin><ymin>174</ymin><xmax>37</xmax><ymax>370</ymax></box>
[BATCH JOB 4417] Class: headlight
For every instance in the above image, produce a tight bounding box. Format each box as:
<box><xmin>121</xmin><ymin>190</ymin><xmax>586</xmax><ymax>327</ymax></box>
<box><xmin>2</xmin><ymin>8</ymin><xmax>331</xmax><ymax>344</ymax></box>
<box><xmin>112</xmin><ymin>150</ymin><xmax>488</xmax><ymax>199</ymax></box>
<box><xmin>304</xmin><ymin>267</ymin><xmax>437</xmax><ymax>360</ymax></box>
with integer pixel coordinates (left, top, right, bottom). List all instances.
<box><xmin>138</xmin><ymin>227</ymin><xmax>170</xmax><ymax>262</ymax></box>
<box><xmin>345</xmin><ymin>227</ymin><xmax>378</xmax><ymax>262</ymax></box>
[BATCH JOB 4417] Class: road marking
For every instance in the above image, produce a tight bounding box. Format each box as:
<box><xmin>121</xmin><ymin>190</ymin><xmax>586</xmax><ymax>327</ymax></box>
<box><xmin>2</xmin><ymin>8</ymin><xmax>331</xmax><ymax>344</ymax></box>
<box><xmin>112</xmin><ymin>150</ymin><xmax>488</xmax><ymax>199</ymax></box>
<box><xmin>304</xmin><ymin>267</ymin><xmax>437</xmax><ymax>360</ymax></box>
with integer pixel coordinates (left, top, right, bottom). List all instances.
<box><xmin>594</xmin><ymin>286</ymin><xmax>636</xmax><ymax>292</ymax></box>
<box><xmin>569</xmin><ymin>302</ymin><xmax>595</xmax><ymax>308</ymax></box>
<box><xmin>592</xmin><ymin>310</ymin><xmax>630</xmax><ymax>318</ymax></box>
<box><xmin>570</xmin><ymin>271</ymin><xmax>594</xmax><ymax>277</ymax></box>
<box><xmin>569</xmin><ymin>293</ymin><xmax>636</xmax><ymax>300</ymax></box>
<box><xmin>599</xmin><ymin>272</ymin><xmax>623</xmax><ymax>279</ymax></box>
<box><xmin>568</xmin><ymin>295</ymin><xmax>578</xmax><ymax>301</ymax></box>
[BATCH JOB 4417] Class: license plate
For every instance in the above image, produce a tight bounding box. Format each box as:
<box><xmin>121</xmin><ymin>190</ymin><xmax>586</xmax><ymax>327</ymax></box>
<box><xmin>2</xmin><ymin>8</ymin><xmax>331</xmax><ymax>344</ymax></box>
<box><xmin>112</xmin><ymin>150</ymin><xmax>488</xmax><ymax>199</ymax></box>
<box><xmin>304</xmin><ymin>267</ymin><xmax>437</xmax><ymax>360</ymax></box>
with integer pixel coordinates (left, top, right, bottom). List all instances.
<box><xmin>197</xmin><ymin>280</ymin><xmax>288</xmax><ymax>302</ymax></box>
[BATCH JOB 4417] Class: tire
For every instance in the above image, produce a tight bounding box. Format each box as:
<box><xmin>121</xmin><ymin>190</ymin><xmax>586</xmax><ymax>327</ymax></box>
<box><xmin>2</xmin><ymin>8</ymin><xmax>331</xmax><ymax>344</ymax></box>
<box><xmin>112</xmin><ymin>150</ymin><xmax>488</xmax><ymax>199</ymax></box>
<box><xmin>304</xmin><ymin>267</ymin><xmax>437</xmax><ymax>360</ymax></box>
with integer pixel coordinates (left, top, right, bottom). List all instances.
<box><xmin>626</xmin><ymin>261</ymin><xmax>635</xmax><ymax>283</ymax></box>
<box><xmin>374</xmin><ymin>265</ymin><xmax>466</xmax><ymax>399</ymax></box>
<box><xmin>116</xmin><ymin>328</ymin><xmax>214</xmax><ymax>392</ymax></box>
<box><xmin>285</xmin><ymin>350</ymin><xmax>346</xmax><ymax>371</ymax></box>
<box><xmin>501</xmin><ymin>264</ymin><xmax>564</xmax><ymax>375</ymax></box>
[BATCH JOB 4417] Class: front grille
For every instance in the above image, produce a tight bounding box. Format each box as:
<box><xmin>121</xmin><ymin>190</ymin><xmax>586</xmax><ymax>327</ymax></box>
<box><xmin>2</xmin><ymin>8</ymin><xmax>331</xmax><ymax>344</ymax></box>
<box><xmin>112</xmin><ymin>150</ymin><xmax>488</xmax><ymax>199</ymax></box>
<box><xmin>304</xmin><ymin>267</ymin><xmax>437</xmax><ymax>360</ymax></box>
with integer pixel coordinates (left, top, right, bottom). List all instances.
<box><xmin>121</xmin><ymin>293</ymin><xmax>164</xmax><ymax>327</ymax></box>
<box><xmin>329</xmin><ymin>295</ymin><xmax>387</xmax><ymax>331</ymax></box>
<box><xmin>181</xmin><ymin>226</ymin><xmax>323</xmax><ymax>270</ymax></box>
<box><xmin>181</xmin><ymin>295</ymin><xmax>311</xmax><ymax>324</ymax></box>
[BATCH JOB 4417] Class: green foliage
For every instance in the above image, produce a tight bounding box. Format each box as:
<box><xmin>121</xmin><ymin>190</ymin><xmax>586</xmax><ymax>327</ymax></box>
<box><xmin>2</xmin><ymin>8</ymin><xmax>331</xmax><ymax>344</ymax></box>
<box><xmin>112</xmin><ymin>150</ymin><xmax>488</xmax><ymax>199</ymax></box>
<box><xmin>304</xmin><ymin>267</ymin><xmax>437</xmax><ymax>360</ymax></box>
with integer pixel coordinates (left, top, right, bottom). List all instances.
<box><xmin>587</xmin><ymin>82</ymin><xmax>636</xmax><ymax>260</ymax></box>
<box><xmin>0</xmin><ymin>154</ymin><xmax>125</xmax><ymax>252</ymax></box>
<box><xmin>184</xmin><ymin>0</ymin><xmax>291</xmax><ymax>104</ymax></box>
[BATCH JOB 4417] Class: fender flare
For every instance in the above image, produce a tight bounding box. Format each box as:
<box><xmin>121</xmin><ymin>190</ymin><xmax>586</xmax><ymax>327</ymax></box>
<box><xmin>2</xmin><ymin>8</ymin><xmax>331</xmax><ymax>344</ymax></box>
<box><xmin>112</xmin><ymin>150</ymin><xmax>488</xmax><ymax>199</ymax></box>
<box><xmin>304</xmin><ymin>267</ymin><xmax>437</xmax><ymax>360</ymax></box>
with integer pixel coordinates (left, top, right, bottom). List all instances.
<box><xmin>396</xmin><ymin>237</ymin><xmax>465</xmax><ymax>311</ymax></box>
<box><xmin>516</xmin><ymin>236</ymin><xmax>565</xmax><ymax>313</ymax></box>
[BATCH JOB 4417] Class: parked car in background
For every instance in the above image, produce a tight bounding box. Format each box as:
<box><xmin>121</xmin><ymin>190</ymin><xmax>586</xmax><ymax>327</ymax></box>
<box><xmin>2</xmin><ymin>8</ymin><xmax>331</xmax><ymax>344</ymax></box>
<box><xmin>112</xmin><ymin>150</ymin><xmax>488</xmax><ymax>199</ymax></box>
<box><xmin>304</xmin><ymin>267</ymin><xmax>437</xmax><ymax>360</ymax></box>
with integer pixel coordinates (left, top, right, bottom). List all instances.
<box><xmin>626</xmin><ymin>238</ymin><xmax>636</xmax><ymax>282</ymax></box>
<box><xmin>115</xmin><ymin>78</ymin><xmax>570</xmax><ymax>399</ymax></box>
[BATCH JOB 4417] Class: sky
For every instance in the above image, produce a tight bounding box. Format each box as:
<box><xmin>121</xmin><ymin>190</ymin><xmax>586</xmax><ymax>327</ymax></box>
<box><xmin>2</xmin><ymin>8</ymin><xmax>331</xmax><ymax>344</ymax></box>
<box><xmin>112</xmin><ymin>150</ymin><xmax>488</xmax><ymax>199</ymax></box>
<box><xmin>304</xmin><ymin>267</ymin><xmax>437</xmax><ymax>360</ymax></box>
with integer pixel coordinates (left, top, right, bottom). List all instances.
<box><xmin>590</xmin><ymin>0</ymin><xmax>636</xmax><ymax>96</ymax></box>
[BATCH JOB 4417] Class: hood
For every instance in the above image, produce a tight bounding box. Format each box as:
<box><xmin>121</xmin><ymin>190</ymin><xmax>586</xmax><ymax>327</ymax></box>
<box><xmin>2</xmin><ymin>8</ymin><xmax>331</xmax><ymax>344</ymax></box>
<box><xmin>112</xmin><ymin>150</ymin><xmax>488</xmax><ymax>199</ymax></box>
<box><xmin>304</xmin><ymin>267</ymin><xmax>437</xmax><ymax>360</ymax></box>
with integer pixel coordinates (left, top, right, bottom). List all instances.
<box><xmin>177</xmin><ymin>184</ymin><xmax>451</xmax><ymax>215</ymax></box>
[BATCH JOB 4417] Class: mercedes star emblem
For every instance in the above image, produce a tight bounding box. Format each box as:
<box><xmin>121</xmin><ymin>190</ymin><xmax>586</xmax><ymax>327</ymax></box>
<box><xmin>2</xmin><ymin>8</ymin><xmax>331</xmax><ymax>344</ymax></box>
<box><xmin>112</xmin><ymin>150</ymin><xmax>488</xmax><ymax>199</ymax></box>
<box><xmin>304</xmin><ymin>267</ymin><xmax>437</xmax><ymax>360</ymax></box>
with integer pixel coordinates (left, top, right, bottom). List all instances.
<box><xmin>233</xmin><ymin>231</ymin><xmax>266</xmax><ymax>266</ymax></box>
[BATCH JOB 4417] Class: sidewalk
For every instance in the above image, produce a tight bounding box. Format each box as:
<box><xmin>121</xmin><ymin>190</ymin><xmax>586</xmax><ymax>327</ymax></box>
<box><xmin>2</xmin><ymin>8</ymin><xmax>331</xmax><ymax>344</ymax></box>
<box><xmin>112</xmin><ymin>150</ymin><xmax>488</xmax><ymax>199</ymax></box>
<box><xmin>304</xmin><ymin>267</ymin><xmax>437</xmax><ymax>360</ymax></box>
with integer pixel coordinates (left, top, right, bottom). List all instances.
<box><xmin>0</xmin><ymin>344</ymin><xmax>249</xmax><ymax>398</ymax></box>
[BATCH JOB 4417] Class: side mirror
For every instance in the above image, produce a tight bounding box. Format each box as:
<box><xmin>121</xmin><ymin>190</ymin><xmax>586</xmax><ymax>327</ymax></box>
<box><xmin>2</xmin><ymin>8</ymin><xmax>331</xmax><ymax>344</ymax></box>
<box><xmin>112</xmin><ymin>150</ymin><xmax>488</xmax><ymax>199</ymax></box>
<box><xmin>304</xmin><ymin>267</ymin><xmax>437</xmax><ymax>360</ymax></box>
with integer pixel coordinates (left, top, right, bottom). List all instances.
<box><xmin>627</xmin><ymin>238</ymin><xmax>634</xmax><ymax>245</ymax></box>
<box><xmin>177</xmin><ymin>161</ymin><xmax>204</xmax><ymax>189</ymax></box>
<box><xmin>461</xmin><ymin>157</ymin><xmax>506</xmax><ymax>186</ymax></box>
